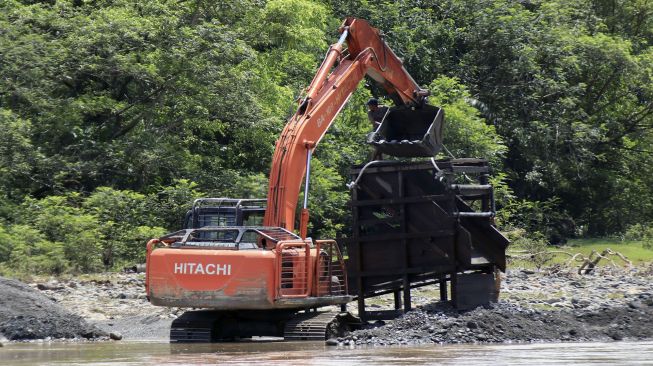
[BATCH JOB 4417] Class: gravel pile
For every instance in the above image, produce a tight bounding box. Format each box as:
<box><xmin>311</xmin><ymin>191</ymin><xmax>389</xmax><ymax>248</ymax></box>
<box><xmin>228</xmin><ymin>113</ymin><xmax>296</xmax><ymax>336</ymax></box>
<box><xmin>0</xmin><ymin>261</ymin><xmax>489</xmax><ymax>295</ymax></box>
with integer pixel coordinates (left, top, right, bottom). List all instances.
<box><xmin>333</xmin><ymin>266</ymin><xmax>653</xmax><ymax>346</ymax></box>
<box><xmin>0</xmin><ymin>277</ymin><xmax>106</xmax><ymax>341</ymax></box>
<box><xmin>339</xmin><ymin>294</ymin><xmax>653</xmax><ymax>346</ymax></box>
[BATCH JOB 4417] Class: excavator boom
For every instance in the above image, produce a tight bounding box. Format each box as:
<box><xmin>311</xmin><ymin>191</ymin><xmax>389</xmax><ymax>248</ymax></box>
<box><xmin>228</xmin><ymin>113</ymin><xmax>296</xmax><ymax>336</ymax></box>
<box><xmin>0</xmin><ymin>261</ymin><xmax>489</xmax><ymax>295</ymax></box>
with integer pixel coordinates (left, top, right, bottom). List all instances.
<box><xmin>264</xmin><ymin>18</ymin><xmax>431</xmax><ymax>232</ymax></box>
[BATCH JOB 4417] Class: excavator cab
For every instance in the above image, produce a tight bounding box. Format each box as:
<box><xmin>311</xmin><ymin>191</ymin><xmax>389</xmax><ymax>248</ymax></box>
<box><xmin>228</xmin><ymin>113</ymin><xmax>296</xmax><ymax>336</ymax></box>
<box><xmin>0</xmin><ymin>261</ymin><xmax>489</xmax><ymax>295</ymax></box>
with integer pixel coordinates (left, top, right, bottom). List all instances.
<box><xmin>367</xmin><ymin>103</ymin><xmax>444</xmax><ymax>158</ymax></box>
<box><xmin>183</xmin><ymin>198</ymin><xmax>266</xmax><ymax>229</ymax></box>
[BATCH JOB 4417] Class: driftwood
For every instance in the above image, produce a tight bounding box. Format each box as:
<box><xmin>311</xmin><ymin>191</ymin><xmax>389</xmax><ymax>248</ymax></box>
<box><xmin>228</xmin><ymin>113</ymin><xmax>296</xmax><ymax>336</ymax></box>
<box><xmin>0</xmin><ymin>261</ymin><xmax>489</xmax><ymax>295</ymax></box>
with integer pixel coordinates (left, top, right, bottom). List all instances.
<box><xmin>577</xmin><ymin>249</ymin><xmax>632</xmax><ymax>274</ymax></box>
<box><xmin>507</xmin><ymin>248</ymin><xmax>632</xmax><ymax>274</ymax></box>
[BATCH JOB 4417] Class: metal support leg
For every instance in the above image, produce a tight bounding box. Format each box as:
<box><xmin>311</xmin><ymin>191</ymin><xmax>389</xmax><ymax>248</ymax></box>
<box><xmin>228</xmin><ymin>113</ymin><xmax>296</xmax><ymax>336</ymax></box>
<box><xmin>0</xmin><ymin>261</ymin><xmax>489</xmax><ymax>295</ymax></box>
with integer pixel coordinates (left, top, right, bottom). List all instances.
<box><xmin>403</xmin><ymin>275</ymin><xmax>411</xmax><ymax>312</ymax></box>
<box><xmin>393</xmin><ymin>290</ymin><xmax>402</xmax><ymax>310</ymax></box>
<box><xmin>357</xmin><ymin>295</ymin><xmax>366</xmax><ymax>322</ymax></box>
<box><xmin>451</xmin><ymin>272</ymin><xmax>458</xmax><ymax>308</ymax></box>
<box><xmin>439</xmin><ymin>274</ymin><xmax>448</xmax><ymax>302</ymax></box>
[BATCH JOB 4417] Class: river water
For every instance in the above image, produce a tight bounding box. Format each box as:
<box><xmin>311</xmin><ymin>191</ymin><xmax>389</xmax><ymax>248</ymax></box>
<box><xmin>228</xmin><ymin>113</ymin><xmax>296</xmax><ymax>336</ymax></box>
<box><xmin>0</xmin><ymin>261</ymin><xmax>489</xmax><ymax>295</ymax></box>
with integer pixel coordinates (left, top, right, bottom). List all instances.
<box><xmin>2</xmin><ymin>340</ymin><xmax>652</xmax><ymax>365</ymax></box>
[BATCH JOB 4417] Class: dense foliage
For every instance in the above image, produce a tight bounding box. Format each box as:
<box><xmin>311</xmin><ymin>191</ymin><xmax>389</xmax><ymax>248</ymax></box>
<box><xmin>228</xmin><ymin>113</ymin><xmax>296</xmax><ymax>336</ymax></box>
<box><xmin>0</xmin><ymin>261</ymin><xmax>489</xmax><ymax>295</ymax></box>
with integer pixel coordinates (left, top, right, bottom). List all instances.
<box><xmin>0</xmin><ymin>0</ymin><xmax>651</xmax><ymax>273</ymax></box>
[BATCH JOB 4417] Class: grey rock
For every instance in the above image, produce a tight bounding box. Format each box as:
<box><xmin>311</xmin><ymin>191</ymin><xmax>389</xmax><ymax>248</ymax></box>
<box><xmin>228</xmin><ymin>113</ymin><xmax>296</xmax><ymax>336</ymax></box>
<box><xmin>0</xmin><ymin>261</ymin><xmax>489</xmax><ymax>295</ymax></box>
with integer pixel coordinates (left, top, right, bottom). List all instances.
<box><xmin>109</xmin><ymin>332</ymin><xmax>123</xmax><ymax>341</ymax></box>
<box><xmin>571</xmin><ymin>298</ymin><xmax>591</xmax><ymax>309</ymax></box>
<box><xmin>36</xmin><ymin>283</ymin><xmax>64</xmax><ymax>291</ymax></box>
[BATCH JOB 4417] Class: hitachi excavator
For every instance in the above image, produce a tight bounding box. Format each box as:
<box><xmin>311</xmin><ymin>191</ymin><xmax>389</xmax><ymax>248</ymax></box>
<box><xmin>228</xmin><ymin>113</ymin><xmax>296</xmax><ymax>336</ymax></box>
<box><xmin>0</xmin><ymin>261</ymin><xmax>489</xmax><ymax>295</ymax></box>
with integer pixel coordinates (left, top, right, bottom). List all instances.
<box><xmin>145</xmin><ymin>17</ymin><xmax>443</xmax><ymax>342</ymax></box>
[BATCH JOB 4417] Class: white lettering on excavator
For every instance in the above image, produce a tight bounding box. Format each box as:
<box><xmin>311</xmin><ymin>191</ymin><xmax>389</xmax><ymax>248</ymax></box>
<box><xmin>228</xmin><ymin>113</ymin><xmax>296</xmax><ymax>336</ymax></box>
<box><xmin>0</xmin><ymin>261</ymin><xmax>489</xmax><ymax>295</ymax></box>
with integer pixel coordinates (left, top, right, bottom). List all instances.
<box><xmin>174</xmin><ymin>263</ymin><xmax>231</xmax><ymax>275</ymax></box>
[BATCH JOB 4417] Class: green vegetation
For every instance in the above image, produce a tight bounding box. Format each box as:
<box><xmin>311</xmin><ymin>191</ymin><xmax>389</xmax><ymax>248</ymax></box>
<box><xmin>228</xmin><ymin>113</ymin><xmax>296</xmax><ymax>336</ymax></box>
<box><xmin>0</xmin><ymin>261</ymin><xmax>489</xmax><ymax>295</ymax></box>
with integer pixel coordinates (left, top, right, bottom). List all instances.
<box><xmin>0</xmin><ymin>181</ymin><xmax>198</xmax><ymax>274</ymax></box>
<box><xmin>0</xmin><ymin>0</ymin><xmax>652</xmax><ymax>274</ymax></box>
<box><xmin>623</xmin><ymin>223</ymin><xmax>653</xmax><ymax>249</ymax></box>
<box><xmin>509</xmin><ymin>237</ymin><xmax>653</xmax><ymax>269</ymax></box>
<box><xmin>565</xmin><ymin>238</ymin><xmax>653</xmax><ymax>264</ymax></box>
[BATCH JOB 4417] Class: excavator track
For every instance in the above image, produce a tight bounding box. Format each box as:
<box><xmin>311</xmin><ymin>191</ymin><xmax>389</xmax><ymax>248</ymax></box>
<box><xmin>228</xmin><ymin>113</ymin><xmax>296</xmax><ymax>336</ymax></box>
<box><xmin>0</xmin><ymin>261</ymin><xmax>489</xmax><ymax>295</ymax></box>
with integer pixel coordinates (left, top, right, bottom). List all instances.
<box><xmin>170</xmin><ymin>310</ymin><xmax>218</xmax><ymax>343</ymax></box>
<box><xmin>170</xmin><ymin>309</ymin><xmax>360</xmax><ymax>342</ymax></box>
<box><xmin>284</xmin><ymin>311</ymin><xmax>360</xmax><ymax>341</ymax></box>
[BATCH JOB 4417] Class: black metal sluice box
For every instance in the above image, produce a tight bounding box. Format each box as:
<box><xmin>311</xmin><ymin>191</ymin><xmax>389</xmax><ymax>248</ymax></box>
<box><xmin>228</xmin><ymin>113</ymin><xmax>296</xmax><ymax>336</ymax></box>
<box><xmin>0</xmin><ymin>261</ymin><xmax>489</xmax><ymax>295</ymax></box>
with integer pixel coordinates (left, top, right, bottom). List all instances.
<box><xmin>341</xmin><ymin>159</ymin><xmax>509</xmax><ymax>318</ymax></box>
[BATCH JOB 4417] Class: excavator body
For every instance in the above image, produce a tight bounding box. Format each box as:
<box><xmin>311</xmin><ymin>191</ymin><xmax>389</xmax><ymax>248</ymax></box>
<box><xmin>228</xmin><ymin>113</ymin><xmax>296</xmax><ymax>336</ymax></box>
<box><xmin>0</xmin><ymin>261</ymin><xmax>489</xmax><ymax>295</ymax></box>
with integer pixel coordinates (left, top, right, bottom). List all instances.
<box><xmin>145</xmin><ymin>223</ymin><xmax>354</xmax><ymax>341</ymax></box>
<box><xmin>146</xmin><ymin>226</ymin><xmax>350</xmax><ymax>310</ymax></box>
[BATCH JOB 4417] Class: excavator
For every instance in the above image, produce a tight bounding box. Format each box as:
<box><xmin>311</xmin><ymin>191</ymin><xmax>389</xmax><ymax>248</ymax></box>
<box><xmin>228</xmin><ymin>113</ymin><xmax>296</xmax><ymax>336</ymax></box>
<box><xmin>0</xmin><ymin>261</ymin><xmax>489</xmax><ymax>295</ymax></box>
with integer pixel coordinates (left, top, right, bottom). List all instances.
<box><xmin>145</xmin><ymin>17</ymin><xmax>443</xmax><ymax>342</ymax></box>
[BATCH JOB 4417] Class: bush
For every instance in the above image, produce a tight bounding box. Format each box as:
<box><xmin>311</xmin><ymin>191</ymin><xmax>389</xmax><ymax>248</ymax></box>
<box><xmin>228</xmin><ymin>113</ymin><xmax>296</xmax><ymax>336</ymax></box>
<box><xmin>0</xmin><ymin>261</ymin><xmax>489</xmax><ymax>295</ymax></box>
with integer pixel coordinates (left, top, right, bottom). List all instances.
<box><xmin>0</xmin><ymin>181</ymin><xmax>229</xmax><ymax>275</ymax></box>
<box><xmin>111</xmin><ymin>225</ymin><xmax>166</xmax><ymax>268</ymax></box>
<box><xmin>0</xmin><ymin>187</ymin><xmax>179</xmax><ymax>275</ymax></box>
<box><xmin>427</xmin><ymin>76</ymin><xmax>507</xmax><ymax>165</ymax></box>
<box><xmin>84</xmin><ymin>187</ymin><xmax>166</xmax><ymax>267</ymax></box>
<box><xmin>22</xmin><ymin>196</ymin><xmax>104</xmax><ymax>273</ymax></box>
<box><xmin>0</xmin><ymin>225</ymin><xmax>12</xmax><ymax>262</ymax></box>
<box><xmin>2</xmin><ymin>225</ymin><xmax>67</xmax><ymax>275</ymax></box>
<box><xmin>512</xmin><ymin>231</ymin><xmax>553</xmax><ymax>269</ymax></box>
<box><xmin>498</xmin><ymin>196</ymin><xmax>575</xmax><ymax>244</ymax></box>
<box><xmin>147</xmin><ymin>179</ymin><xmax>203</xmax><ymax>230</ymax></box>
<box><xmin>623</xmin><ymin>223</ymin><xmax>653</xmax><ymax>249</ymax></box>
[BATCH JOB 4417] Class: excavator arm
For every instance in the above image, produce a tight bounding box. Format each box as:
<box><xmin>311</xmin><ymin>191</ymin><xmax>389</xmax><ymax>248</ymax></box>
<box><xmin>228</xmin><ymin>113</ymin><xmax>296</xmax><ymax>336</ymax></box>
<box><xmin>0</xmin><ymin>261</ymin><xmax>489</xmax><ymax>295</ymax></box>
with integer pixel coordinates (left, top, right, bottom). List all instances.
<box><xmin>263</xmin><ymin>18</ymin><xmax>430</xmax><ymax>234</ymax></box>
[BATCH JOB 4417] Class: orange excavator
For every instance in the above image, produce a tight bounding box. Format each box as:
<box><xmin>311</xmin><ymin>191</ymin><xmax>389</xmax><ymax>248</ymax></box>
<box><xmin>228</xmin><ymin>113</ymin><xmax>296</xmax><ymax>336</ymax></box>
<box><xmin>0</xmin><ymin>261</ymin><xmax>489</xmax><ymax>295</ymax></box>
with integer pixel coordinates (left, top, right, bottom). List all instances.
<box><xmin>145</xmin><ymin>17</ymin><xmax>441</xmax><ymax>342</ymax></box>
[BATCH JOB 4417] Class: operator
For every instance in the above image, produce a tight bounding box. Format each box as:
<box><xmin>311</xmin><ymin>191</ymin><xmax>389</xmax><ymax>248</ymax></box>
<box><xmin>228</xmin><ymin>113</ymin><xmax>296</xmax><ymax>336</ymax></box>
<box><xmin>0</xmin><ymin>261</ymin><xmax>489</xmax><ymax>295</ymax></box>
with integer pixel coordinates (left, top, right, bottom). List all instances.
<box><xmin>366</xmin><ymin>98</ymin><xmax>388</xmax><ymax>160</ymax></box>
<box><xmin>366</xmin><ymin>98</ymin><xmax>388</xmax><ymax>131</ymax></box>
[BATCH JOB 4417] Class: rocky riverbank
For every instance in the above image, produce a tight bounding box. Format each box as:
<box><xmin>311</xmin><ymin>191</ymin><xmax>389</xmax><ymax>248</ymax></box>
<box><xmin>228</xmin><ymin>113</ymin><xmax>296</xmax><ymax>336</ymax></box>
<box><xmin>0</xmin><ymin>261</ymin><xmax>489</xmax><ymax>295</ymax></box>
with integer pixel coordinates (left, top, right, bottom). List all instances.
<box><xmin>1</xmin><ymin>264</ymin><xmax>652</xmax><ymax>344</ymax></box>
<box><xmin>10</xmin><ymin>273</ymin><xmax>178</xmax><ymax>342</ymax></box>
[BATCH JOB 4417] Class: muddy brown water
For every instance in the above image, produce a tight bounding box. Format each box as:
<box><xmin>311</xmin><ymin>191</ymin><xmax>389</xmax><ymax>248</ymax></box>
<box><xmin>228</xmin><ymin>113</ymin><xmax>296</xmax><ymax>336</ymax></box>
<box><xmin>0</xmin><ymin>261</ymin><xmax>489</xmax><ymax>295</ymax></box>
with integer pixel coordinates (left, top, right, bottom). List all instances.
<box><xmin>1</xmin><ymin>340</ymin><xmax>652</xmax><ymax>365</ymax></box>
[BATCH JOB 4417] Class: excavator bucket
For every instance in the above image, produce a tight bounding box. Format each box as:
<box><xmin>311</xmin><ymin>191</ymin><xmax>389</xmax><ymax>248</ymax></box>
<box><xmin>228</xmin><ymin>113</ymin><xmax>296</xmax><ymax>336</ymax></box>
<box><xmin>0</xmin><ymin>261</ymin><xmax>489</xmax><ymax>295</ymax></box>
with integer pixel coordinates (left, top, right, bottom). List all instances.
<box><xmin>367</xmin><ymin>104</ymin><xmax>444</xmax><ymax>158</ymax></box>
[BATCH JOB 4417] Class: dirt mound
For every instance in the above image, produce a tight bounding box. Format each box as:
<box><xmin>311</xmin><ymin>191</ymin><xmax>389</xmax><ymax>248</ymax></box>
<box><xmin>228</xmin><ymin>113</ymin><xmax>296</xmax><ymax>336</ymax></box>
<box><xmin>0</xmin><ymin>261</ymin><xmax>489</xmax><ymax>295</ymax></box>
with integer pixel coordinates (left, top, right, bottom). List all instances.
<box><xmin>0</xmin><ymin>277</ymin><xmax>106</xmax><ymax>341</ymax></box>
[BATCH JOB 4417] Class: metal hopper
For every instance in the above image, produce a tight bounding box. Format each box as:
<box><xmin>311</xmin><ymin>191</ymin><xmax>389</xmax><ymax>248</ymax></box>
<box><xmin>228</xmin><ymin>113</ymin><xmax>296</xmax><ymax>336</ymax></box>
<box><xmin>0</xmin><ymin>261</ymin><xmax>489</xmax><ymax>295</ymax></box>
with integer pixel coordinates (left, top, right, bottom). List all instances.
<box><xmin>367</xmin><ymin>104</ymin><xmax>444</xmax><ymax>158</ymax></box>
